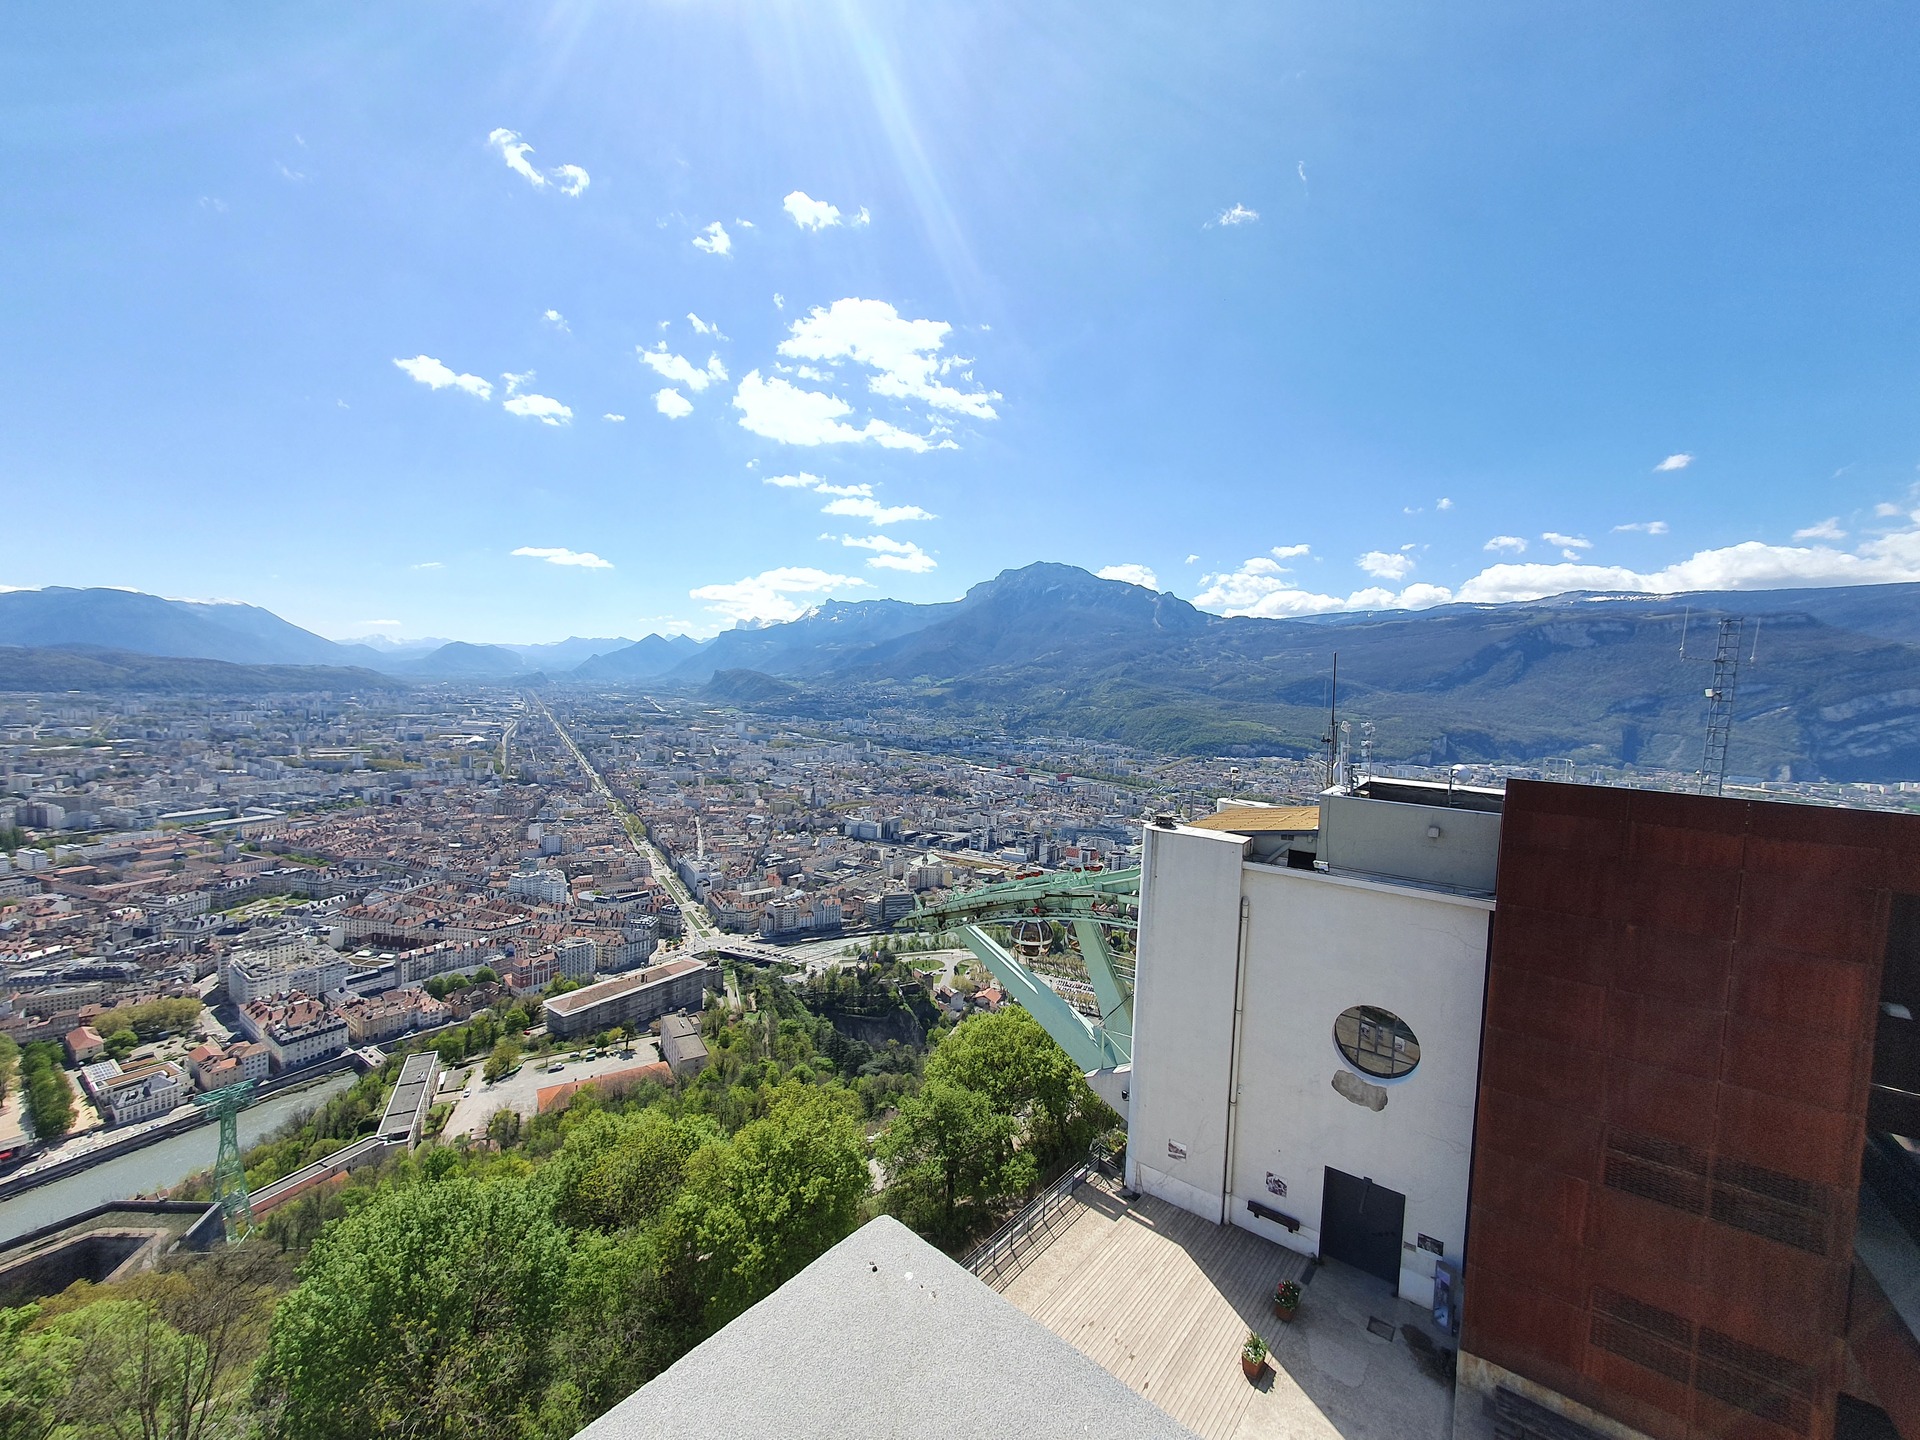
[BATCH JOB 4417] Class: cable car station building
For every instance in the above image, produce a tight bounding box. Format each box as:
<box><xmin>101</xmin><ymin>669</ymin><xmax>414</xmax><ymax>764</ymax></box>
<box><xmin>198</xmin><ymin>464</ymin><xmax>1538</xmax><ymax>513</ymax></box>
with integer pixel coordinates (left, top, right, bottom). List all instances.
<box><xmin>1128</xmin><ymin>778</ymin><xmax>1920</xmax><ymax>1440</ymax></box>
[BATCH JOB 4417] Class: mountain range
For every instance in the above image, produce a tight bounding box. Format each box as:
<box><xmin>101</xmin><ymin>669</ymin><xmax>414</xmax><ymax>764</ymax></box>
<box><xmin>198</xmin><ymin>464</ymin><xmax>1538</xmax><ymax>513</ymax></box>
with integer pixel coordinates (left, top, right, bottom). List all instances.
<box><xmin>8</xmin><ymin>570</ymin><xmax>1920</xmax><ymax>778</ymax></box>
<box><xmin>0</xmin><ymin>589</ymin><xmax>695</xmax><ymax>680</ymax></box>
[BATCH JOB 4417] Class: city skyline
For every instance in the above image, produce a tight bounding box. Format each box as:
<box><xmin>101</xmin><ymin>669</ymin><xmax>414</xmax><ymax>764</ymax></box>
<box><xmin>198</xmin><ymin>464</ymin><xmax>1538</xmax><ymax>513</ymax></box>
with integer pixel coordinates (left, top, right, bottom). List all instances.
<box><xmin>7</xmin><ymin>5</ymin><xmax>1920</xmax><ymax>641</ymax></box>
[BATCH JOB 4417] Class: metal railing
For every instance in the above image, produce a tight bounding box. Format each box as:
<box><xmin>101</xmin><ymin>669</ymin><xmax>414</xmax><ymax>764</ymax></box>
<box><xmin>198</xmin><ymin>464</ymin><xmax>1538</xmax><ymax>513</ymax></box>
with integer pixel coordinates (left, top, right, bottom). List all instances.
<box><xmin>962</xmin><ymin>1160</ymin><xmax>1094</xmax><ymax>1285</ymax></box>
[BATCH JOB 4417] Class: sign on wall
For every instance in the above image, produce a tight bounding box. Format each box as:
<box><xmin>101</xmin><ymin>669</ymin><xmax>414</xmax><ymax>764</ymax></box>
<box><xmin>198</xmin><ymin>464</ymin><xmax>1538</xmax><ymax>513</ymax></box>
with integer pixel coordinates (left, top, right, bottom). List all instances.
<box><xmin>1265</xmin><ymin>1173</ymin><xmax>1288</xmax><ymax>1197</ymax></box>
<box><xmin>1166</xmin><ymin>1139</ymin><xmax>1188</xmax><ymax>1161</ymax></box>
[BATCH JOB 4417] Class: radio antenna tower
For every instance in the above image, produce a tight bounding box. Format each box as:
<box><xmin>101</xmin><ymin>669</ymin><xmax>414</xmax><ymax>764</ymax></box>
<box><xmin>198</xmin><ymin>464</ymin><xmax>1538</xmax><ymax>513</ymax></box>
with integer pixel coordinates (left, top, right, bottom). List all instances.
<box><xmin>1321</xmin><ymin>654</ymin><xmax>1339</xmax><ymax>789</ymax></box>
<box><xmin>1679</xmin><ymin>611</ymin><xmax>1758</xmax><ymax>797</ymax></box>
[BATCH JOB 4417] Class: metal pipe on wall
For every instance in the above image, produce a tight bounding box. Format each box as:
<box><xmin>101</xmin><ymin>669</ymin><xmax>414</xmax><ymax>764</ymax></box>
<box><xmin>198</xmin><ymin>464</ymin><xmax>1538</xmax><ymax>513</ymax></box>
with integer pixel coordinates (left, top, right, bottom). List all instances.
<box><xmin>1220</xmin><ymin>893</ymin><xmax>1252</xmax><ymax>1225</ymax></box>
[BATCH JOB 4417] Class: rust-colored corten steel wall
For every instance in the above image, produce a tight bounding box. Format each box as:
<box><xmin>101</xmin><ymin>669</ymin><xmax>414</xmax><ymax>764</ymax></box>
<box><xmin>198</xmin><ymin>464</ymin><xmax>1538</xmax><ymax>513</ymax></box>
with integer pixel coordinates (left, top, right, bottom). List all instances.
<box><xmin>1465</xmin><ymin>781</ymin><xmax>1900</xmax><ymax>1440</ymax></box>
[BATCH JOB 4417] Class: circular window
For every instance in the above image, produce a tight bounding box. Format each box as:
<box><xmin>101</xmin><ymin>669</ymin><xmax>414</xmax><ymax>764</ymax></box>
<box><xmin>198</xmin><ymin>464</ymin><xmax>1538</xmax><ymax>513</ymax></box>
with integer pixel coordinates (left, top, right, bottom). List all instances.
<box><xmin>1334</xmin><ymin>1005</ymin><xmax>1420</xmax><ymax>1079</ymax></box>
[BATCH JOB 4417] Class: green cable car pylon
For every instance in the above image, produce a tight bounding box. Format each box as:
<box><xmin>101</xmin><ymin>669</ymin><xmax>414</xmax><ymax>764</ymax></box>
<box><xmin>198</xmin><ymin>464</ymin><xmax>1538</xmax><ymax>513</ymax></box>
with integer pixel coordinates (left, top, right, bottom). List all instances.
<box><xmin>193</xmin><ymin>1080</ymin><xmax>257</xmax><ymax>1243</ymax></box>
<box><xmin>915</xmin><ymin>868</ymin><xmax>1140</xmax><ymax>1072</ymax></box>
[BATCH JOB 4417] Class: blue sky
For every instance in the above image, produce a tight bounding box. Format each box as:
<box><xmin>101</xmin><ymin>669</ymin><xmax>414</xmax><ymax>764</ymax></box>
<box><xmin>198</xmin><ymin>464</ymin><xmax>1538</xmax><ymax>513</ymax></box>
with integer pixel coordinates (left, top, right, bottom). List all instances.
<box><xmin>5</xmin><ymin>3</ymin><xmax>1920</xmax><ymax>642</ymax></box>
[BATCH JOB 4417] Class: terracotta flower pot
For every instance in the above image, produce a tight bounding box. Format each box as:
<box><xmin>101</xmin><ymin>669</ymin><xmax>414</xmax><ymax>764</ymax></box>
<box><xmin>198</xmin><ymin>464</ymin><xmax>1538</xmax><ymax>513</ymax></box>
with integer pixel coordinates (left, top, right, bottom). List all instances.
<box><xmin>1242</xmin><ymin>1354</ymin><xmax>1265</xmax><ymax>1380</ymax></box>
<box><xmin>1273</xmin><ymin>1299</ymin><xmax>1298</xmax><ymax>1323</ymax></box>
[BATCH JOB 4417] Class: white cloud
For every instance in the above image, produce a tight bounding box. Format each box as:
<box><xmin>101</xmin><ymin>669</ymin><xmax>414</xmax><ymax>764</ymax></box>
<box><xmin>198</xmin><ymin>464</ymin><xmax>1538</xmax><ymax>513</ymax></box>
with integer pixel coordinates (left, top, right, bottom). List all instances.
<box><xmin>512</xmin><ymin>547</ymin><xmax>611</xmax><ymax>569</ymax></box>
<box><xmin>778</xmin><ymin>298</ymin><xmax>1000</xmax><ymax>420</ymax></box>
<box><xmin>763</xmin><ymin>473</ymin><xmax>823</xmax><ymax>489</ymax></box>
<box><xmin>486</xmin><ymin>129</ymin><xmax>589</xmax><ymax>196</ymax></box>
<box><xmin>542</xmin><ymin>309</ymin><xmax>569</xmax><ymax>332</ymax></box>
<box><xmin>1542</xmin><ymin>532</ymin><xmax>1593</xmax><ymax>558</ymax></box>
<box><xmin>688</xmin><ymin>313</ymin><xmax>725</xmax><ymax>337</ymax></box>
<box><xmin>502</xmin><ymin>370</ymin><xmax>535</xmax><ymax>396</ymax></box>
<box><xmin>813</xmin><ymin>482</ymin><xmax>872</xmax><ymax>498</ymax></box>
<box><xmin>1613</xmin><ymin>520</ymin><xmax>1669</xmax><ymax>535</ymax></box>
<box><xmin>654</xmin><ymin>388</ymin><xmax>693</xmax><ymax>419</ymax></box>
<box><xmin>502</xmin><ymin>392</ymin><xmax>572</xmax><ymax>425</ymax></box>
<box><xmin>784</xmin><ymin>191</ymin><xmax>844</xmax><ymax>230</ymax></box>
<box><xmin>393</xmin><ymin>355</ymin><xmax>492</xmax><ymax>401</ymax></box>
<box><xmin>1201</xmin><ymin>513</ymin><xmax>1920</xmax><ymax>618</ymax></box>
<box><xmin>1096</xmin><ymin>564</ymin><xmax>1160</xmax><ymax>589</ymax></box>
<box><xmin>411</xmin><ymin>562</ymin><xmax>443</xmax><ymax>570</ymax></box>
<box><xmin>1185</xmin><ymin>553</ymin><xmax>1200</xmax><ymax>564</ymax></box>
<box><xmin>1455</xmin><ymin>521</ymin><xmax>1920</xmax><ymax>603</ymax></box>
<box><xmin>1877</xmin><ymin>502</ymin><xmax>1902</xmax><ymax>518</ymax></box>
<box><xmin>1195</xmin><ymin>557</ymin><xmax>1450</xmax><ymax>617</ymax></box>
<box><xmin>692</xmin><ymin>222</ymin><xmax>732</xmax><ymax>255</ymax></box>
<box><xmin>1654</xmin><ymin>453</ymin><xmax>1693</xmax><ymax>472</ymax></box>
<box><xmin>639</xmin><ymin>344</ymin><xmax>727</xmax><ymax>393</ymax></box>
<box><xmin>840</xmin><ymin>534</ymin><xmax>936</xmax><ymax>572</ymax></box>
<box><xmin>603</xmin><ymin>413</ymin><xmax>626</xmax><ymax>422</ymax></box>
<box><xmin>773</xmin><ymin>293</ymin><xmax>785</xmax><ymax>310</ymax></box>
<box><xmin>1794</xmin><ymin>518</ymin><xmax>1847</xmax><ymax>542</ymax></box>
<box><xmin>690</xmin><ymin>566</ymin><xmax>868</xmax><ymax>623</ymax></box>
<box><xmin>1436</xmin><ymin>497</ymin><xmax>1454</xmax><ymax>511</ymax></box>
<box><xmin>1358</xmin><ymin>550</ymin><xmax>1415</xmax><ymax>581</ymax></box>
<box><xmin>822</xmin><ymin>496</ymin><xmax>936</xmax><ymax>525</ymax></box>
<box><xmin>732</xmin><ymin>371</ymin><xmax>944</xmax><ymax>451</ymax></box>
<box><xmin>1211</xmin><ymin>203</ymin><xmax>1259</xmax><ymax>227</ymax></box>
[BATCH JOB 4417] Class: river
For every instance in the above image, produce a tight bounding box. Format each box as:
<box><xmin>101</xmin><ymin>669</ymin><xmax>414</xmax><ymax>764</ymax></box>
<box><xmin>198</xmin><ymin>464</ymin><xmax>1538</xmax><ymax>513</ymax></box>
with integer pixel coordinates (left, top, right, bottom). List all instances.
<box><xmin>0</xmin><ymin>1072</ymin><xmax>358</xmax><ymax>1246</ymax></box>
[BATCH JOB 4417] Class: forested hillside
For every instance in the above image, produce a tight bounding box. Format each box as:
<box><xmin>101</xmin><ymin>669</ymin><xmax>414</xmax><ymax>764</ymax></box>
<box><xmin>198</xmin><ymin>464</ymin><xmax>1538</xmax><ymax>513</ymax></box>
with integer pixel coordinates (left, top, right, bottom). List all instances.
<box><xmin>0</xmin><ymin>962</ymin><xmax>1113</xmax><ymax>1440</ymax></box>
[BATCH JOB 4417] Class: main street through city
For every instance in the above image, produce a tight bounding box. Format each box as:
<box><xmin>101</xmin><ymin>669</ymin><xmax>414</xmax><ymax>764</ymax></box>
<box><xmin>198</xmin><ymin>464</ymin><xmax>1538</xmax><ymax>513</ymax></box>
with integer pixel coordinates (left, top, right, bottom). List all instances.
<box><xmin>528</xmin><ymin>694</ymin><xmax>717</xmax><ymax>940</ymax></box>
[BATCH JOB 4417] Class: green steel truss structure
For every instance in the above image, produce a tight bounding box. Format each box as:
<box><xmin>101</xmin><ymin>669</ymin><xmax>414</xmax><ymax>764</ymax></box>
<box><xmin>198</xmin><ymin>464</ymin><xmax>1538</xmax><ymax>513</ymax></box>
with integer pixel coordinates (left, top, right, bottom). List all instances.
<box><xmin>193</xmin><ymin>1080</ymin><xmax>257</xmax><ymax>1243</ymax></box>
<box><xmin>915</xmin><ymin>869</ymin><xmax>1140</xmax><ymax>1071</ymax></box>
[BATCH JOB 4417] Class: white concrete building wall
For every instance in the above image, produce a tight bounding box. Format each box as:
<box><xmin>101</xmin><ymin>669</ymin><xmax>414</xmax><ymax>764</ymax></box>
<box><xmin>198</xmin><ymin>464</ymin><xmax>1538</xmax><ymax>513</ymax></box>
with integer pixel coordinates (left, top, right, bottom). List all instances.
<box><xmin>1126</xmin><ymin>823</ymin><xmax>1250</xmax><ymax>1221</ymax></box>
<box><xmin>1229</xmin><ymin>864</ymin><xmax>1491</xmax><ymax>1302</ymax></box>
<box><xmin>1125</xmin><ymin>820</ymin><xmax>1493</xmax><ymax>1311</ymax></box>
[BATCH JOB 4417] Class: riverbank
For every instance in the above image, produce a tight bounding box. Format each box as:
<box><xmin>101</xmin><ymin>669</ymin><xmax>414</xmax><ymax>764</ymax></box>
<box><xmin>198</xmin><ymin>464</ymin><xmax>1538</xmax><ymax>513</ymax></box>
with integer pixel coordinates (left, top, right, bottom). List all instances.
<box><xmin>0</xmin><ymin>1054</ymin><xmax>368</xmax><ymax>1204</ymax></box>
<box><xmin>0</xmin><ymin>1071</ymin><xmax>359</xmax><ymax>1247</ymax></box>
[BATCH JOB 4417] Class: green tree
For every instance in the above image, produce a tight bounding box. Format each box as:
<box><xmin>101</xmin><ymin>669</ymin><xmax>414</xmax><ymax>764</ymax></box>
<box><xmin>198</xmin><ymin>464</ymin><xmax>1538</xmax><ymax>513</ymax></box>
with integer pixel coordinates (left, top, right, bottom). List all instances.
<box><xmin>0</xmin><ymin>1304</ymin><xmax>77</xmax><ymax>1440</ymax></box>
<box><xmin>104</xmin><ymin>1028</ymin><xmax>140</xmax><ymax>1062</ymax></box>
<box><xmin>540</xmin><ymin>1108</ymin><xmax>715</xmax><ymax>1233</ymax></box>
<box><xmin>256</xmin><ymin>1176</ymin><xmax>570</xmax><ymax>1440</ymax></box>
<box><xmin>877</xmin><ymin>1078</ymin><xmax>1033</xmax><ymax>1249</ymax></box>
<box><xmin>92</xmin><ymin>998</ymin><xmax>202</xmax><ymax>1041</ymax></box>
<box><xmin>681</xmin><ymin>1085</ymin><xmax>870</xmax><ymax>1326</ymax></box>
<box><xmin>19</xmin><ymin>1045</ymin><xmax>73</xmax><ymax>1142</ymax></box>
<box><xmin>925</xmin><ymin>1007</ymin><xmax>1110</xmax><ymax>1166</ymax></box>
<box><xmin>482</xmin><ymin>1038</ymin><xmax>519</xmax><ymax>1084</ymax></box>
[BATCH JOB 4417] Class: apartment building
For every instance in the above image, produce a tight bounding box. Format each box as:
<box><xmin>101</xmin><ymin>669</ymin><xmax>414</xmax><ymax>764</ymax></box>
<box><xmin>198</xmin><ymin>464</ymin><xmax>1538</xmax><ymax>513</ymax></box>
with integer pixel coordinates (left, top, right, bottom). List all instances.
<box><xmin>236</xmin><ymin>992</ymin><xmax>348</xmax><ymax>1072</ymax></box>
<box><xmin>92</xmin><ymin>1060</ymin><xmax>189</xmax><ymax>1126</ymax></box>
<box><xmin>542</xmin><ymin>957</ymin><xmax>721</xmax><ymax>1040</ymax></box>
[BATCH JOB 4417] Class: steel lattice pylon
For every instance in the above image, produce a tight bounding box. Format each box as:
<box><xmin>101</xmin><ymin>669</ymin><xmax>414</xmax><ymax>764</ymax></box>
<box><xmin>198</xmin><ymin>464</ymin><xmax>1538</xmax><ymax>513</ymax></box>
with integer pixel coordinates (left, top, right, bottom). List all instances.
<box><xmin>193</xmin><ymin>1080</ymin><xmax>257</xmax><ymax>1243</ymax></box>
<box><xmin>1696</xmin><ymin>616</ymin><xmax>1745</xmax><ymax>797</ymax></box>
<box><xmin>915</xmin><ymin>869</ymin><xmax>1139</xmax><ymax>1072</ymax></box>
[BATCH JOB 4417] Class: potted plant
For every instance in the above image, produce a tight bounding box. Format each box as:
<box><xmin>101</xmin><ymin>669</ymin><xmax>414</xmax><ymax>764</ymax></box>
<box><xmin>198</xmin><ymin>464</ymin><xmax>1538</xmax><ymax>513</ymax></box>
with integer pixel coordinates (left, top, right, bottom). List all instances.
<box><xmin>1241</xmin><ymin>1331</ymin><xmax>1269</xmax><ymax>1380</ymax></box>
<box><xmin>1273</xmin><ymin>1279</ymin><xmax>1302</xmax><ymax>1322</ymax></box>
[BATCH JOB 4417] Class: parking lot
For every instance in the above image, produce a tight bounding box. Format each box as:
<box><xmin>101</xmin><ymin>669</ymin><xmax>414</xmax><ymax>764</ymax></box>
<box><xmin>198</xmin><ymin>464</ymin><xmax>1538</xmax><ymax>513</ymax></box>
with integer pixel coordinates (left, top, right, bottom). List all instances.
<box><xmin>440</xmin><ymin>1040</ymin><xmax>663</xmax><ymax>1138</ymax></box>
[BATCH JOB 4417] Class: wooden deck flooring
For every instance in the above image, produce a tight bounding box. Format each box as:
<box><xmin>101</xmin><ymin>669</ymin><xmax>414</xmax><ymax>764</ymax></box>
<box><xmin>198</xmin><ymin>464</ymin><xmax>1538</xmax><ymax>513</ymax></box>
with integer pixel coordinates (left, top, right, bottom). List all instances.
<box><xmin>996</xmin><ymin>1181</ymin><xmax>1455</xmax><ymax>1440</ymax></box>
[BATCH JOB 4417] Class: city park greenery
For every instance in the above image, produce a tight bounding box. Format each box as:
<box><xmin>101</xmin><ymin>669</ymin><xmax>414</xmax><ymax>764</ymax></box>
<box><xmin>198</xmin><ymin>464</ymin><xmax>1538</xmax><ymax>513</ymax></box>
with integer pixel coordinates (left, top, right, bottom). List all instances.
<box><xmin>0</xmin><ymin>966</ymin><xmax>1117</xmax><ymax>1439</ymax></box>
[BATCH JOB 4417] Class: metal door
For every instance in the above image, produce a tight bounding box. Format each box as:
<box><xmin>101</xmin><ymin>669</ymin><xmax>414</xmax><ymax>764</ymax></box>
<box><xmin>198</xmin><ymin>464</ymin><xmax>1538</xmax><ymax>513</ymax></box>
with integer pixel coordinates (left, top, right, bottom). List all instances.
<box><xmin>1319</xmin><ymin>1167</ymin><xmax>1406</xmax><ymax>1289</ymax></box>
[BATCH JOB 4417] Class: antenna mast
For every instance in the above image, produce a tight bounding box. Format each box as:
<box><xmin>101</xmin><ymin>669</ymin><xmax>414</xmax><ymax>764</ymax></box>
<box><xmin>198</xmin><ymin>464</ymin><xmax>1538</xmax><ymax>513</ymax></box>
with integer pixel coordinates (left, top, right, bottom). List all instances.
<box><xmin>1322</xmin><ymin>654</ymin><xmax>1339</xmax><ymax>789</ymax></box>
<box><xmin>1682</xmin><ymin>615</ymin><xmax>1747</xmax><ymax>796</ymax></box>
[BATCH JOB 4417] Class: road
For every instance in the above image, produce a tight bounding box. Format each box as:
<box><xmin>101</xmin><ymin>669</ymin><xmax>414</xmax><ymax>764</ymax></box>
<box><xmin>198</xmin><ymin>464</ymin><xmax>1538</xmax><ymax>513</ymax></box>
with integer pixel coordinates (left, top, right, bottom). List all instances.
<box><xmin>529</xmin><ymin>693</ymin><xmax>716</xmax><ymax>939</ymax></box>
